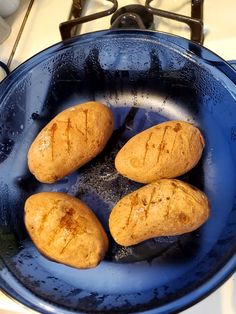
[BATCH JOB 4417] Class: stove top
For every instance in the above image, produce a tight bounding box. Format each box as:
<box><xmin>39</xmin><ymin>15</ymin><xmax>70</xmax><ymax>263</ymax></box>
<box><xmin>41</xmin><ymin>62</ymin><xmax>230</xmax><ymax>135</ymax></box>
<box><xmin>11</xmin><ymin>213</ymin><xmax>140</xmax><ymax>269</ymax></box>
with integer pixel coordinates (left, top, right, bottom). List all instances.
<box><xmin>62</xmin><ymin>0</ymin><xmax>236</xmax><ymax>62</ymax></box>
<box><xmin>60</xmin><ymin>0</ymin><xmax>203</xmax><ymax>43</ymax></box>
<box><xmin>1</xmin><ymin>0</ymin><xmax>236</xmax><ymax>71</ymax></box>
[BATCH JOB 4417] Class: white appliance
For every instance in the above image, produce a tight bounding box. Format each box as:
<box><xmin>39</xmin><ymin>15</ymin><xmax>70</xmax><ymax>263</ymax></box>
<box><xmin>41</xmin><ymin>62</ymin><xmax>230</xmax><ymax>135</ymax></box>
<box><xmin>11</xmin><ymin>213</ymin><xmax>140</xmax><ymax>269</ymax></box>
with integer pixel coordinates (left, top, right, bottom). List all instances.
<box><xmin>0</xmin><ymin>0</ymin><xmax>235</xmax><ymax>313</ymax></box>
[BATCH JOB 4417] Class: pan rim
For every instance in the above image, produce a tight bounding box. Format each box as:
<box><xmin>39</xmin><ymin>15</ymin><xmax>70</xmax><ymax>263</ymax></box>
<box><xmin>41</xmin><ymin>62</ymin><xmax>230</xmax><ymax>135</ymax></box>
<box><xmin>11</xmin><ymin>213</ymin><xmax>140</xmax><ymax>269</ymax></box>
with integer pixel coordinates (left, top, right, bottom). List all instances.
<box><xmin>1</xmin><ymin>29</ymin><xmax>236</xmax><ymax>88</ymax></box>
<box><xmin>0</xmin><ymin>251</ymin><xmax>235</xmax><ymax>314</ymax></box>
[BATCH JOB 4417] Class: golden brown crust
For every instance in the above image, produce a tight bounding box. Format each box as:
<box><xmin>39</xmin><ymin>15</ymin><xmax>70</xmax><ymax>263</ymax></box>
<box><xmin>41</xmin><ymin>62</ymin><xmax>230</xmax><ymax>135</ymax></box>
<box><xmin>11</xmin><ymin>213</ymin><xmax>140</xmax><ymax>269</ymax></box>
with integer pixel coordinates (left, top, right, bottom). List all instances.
<box><xmin>115</xmin><ymin>120</ymin><xmax>205</xmax><ymax>184</ymax></box>
<box><xmin>28</xmin><ymin>102</ymin><xmax>114</xmax><ymax>183</ymax></box>
<box><xmin>109</xmin><ymin>179</ymin><xmax>210</xmax><ymax>246</ymax></box>
<box><xmin>24</xmin><ymin>192</ymin><xmax>108</xmax><ymax>269</ymax></box>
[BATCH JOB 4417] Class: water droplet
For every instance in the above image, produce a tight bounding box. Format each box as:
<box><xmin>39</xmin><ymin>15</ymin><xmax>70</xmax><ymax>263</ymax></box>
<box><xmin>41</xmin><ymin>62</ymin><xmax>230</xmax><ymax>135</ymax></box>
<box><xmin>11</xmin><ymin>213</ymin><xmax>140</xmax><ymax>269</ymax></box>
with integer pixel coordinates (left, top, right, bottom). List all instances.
<box><xmin>31</xmin><ymin>113</ymin><xmax>40</xmax><ymax>120</ymax></box>
<box><xmin>0</xmin><ymin>139</ymin><xmax>14</xmax><ymax>162</ymax></box>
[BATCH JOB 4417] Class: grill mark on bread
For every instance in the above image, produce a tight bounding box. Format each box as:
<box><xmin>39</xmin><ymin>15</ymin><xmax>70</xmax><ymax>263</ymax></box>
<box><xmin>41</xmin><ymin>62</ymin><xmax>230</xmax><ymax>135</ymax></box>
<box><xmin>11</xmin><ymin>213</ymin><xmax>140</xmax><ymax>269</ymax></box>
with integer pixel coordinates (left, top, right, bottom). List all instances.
<box><xmin>131</xmin><ymin>213</ymin><xmax>140</xmax><ymax>234</ymax></box>
<box><xmin>47</xmin><ymin>227</ymin><xmax>61</xmax><ymax>247</ymax></box>
<box><xmin>143</xmin><ymin>132</ymin><xmax>153</xmax><ymax>165</ymax></box>
<box><xmin>50</xmin><ymin>123</ymin><xmax>57</xmax><ymax>161</ymax></box>
<box><xmin>145</xmin><ymin>187</ymin><xmax>156</xmax><ymax>218</ymax></box>
<box><xmin>60</xmin><ymin>236</ymin><xmax>74</xmax><ymax>255</ymax></box>
<box><xmin>66</xmin><ymin>118</ymin><xmax>72</xmax><ymax>153</ymax></box>
<box><xmin>59</xmin><ymin>209</ymin><xmax>87</xmax><ymax>235</ymax></box>
<box><xmin>188</xmin><ymin>129</ymin><xmax>198</xmax><ymax>151</ymax></box>
<box><xmin>189</xmin><ymin>129</ymin><xmax>196</xmax><ymax>142</ymax></box>
<box><xmin>59</xmin><ymin>213</ymin><xmax>89</xmax><ymax>254</ymax></box>
<box><xmin>156</xmin><ymin>126</ymin><xmax>168</xmax><ymax>164</ymax></box>
<box><xmin>170</xmin><ymin>133</ymin><xmax>178</xmax><ymax>157</ymax></box>
<box><xmin>47</xmin><ymin>212</ymin><xmax>87</xmax><ymax>248</ymax></box>
<box><xmin>165</xmin><ymin>184</ymin><xmax>177</xmax><ymax>218</ymax></box>
<box><xmin>38</xmin><ymin>206</ymin><xmax>55</xmax><ymax>234</ymax></box>
<box><xmin>127</xmin><ymin>193</ymin><xmax>139</xmax><ymax>226</ymax></box>
<box><xmin>84</xmin><ymin>110</ymin><xmax>88</xmax><ymax>143</ymax></box>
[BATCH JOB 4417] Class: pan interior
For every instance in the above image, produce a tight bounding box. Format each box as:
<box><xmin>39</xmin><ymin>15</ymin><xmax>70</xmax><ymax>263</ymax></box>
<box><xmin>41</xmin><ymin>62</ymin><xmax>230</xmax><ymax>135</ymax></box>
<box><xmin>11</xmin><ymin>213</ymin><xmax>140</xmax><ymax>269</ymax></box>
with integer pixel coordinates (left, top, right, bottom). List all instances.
<box><xmin>0</xmin><ymin>32</ymin><xmax>236</xmax><ymax>313</ymax></box>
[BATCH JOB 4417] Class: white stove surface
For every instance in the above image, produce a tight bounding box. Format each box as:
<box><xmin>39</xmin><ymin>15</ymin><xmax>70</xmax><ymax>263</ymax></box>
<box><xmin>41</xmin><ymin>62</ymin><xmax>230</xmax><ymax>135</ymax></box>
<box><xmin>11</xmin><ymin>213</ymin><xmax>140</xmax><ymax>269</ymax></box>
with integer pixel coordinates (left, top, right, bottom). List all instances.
<box><xmin>0</xmin><ymin>0</ymin><xmax>71</xmax><ymax>70</ymax></box>
<box><xmin>0</xmin><ymin>0</ymin><xmax>235</xmax><ymax>314</ymax></box>
<box><xmin>1</xmin><ymin>0</ymin><xmax>236</xmax><ymax>69</ymax></box>
<box><xmin>79</xmin><ymin>0</ymin><xmax>236</xmax><ymax>61</ymax></box>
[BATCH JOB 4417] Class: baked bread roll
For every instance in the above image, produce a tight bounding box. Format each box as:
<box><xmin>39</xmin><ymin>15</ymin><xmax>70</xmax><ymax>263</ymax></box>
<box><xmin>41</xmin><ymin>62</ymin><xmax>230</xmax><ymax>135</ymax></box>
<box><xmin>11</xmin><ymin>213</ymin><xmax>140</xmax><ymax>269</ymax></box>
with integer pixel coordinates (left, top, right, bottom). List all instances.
<box><xmin>25</xmin><ymin>192</ymin><xmax>108</xmax><ymax>268</ymax></box>
<box><xmin>28</xmin><ymin>101</ymin><xmax>114</xmax><ymax>183</ymax></box>
<box><xmin>109</xmin><ymin>179</ymin><xmax>210</xmax><ymax>246</ymax></box>
<box><xmin>115</xmin><ymin>120</ymin><xmax>204</xmax><ymax>183</ymax></box>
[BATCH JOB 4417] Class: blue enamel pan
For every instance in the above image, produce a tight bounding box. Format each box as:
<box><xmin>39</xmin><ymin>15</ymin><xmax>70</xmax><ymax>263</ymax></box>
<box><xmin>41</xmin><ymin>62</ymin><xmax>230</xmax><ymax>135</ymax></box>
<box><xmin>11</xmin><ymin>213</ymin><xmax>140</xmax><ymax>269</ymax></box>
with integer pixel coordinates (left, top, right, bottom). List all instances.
<box><xmin>0</xmin><ymin>30</ymin><xmax>235</xmax><ymax>314</ymax></box>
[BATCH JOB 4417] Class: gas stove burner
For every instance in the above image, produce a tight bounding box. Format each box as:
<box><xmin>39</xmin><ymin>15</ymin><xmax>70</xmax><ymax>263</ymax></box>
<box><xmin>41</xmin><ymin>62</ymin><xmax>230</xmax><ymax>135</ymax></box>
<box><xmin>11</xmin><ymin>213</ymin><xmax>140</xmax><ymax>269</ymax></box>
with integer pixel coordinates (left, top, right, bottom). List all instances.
<box><xmin>60</xmin><ymin>0</ymin><xmax>204</xmax><ymax>44</ymax></box>
<box><xmin>110</xmin><ymin>5</ymin><xmax>154</xmax><ymax>29</ymax></box>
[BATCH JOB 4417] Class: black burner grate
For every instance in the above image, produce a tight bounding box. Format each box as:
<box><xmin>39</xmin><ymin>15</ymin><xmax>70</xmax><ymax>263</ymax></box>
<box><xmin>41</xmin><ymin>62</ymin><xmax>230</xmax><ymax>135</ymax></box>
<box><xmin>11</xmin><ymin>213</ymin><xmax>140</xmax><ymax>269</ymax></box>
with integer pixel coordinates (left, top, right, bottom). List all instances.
<box><xmin>60</xmin><ymin>0</ymin><xmax>204</xmax><ymax>44</ymax></box>
<box><xmin>146</xmin><ymin>0</ymin><xmax>203</xmax><ymax>43</ymax></box>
